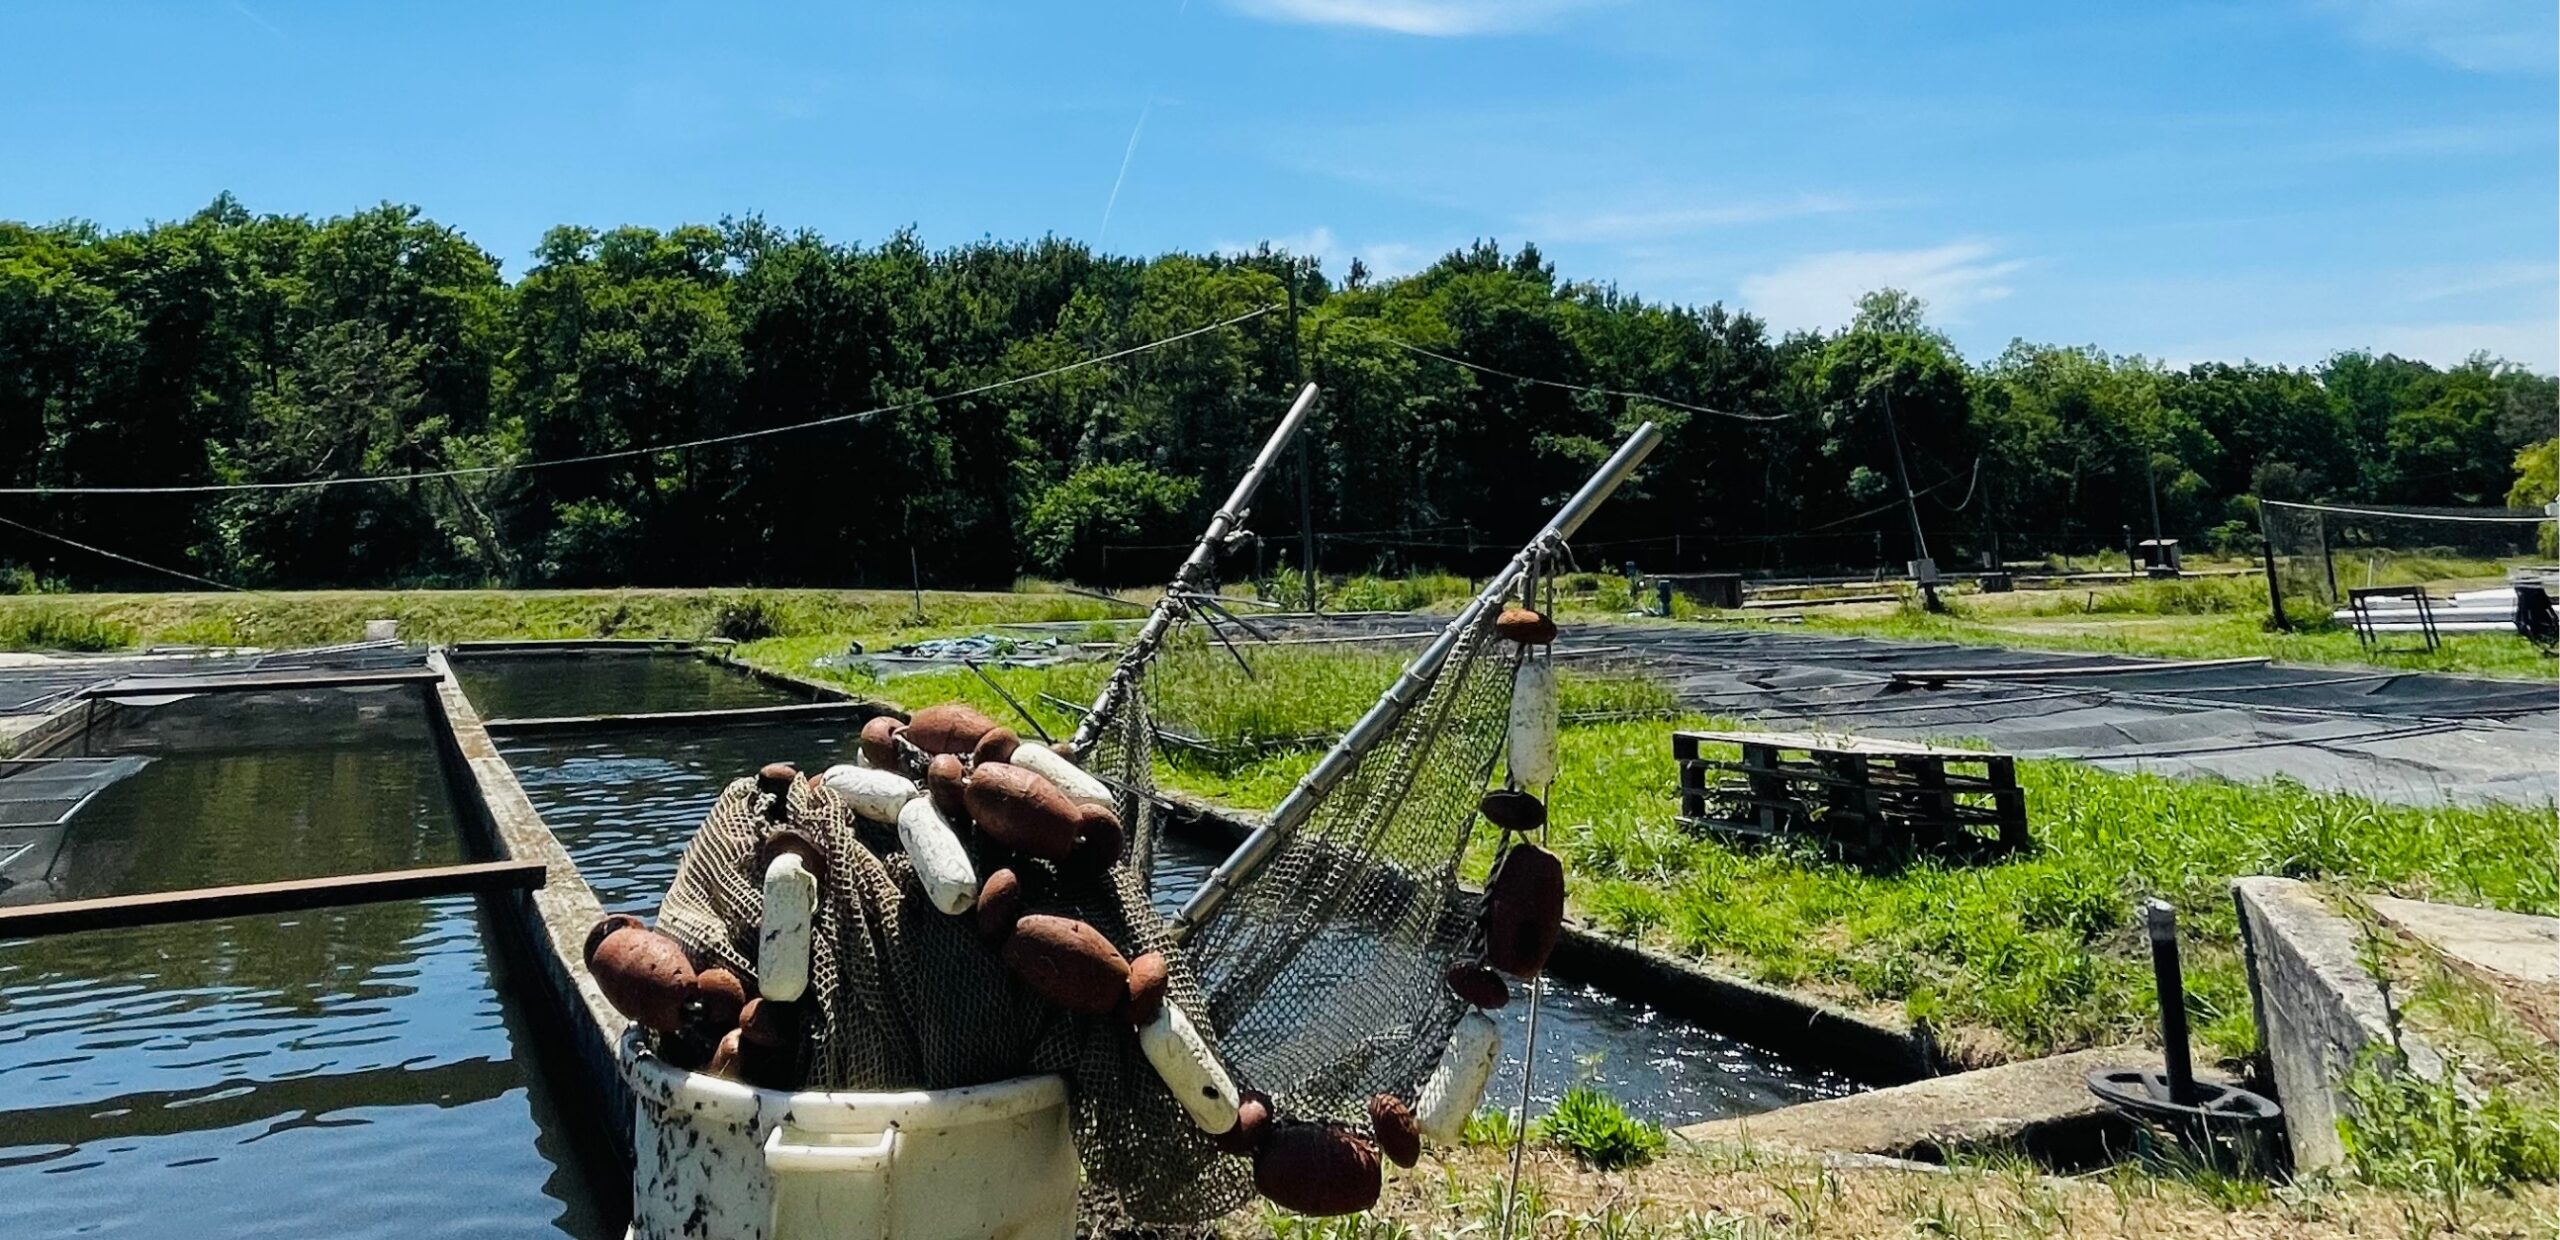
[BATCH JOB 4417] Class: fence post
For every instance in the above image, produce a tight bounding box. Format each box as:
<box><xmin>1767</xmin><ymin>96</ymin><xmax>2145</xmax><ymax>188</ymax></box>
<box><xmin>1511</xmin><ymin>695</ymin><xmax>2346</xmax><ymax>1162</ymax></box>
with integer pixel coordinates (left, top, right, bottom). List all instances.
<box><xmin>2257</xmin><ymin>502</ymin><xmax>2289</xmax><ymax>631</ymax></box>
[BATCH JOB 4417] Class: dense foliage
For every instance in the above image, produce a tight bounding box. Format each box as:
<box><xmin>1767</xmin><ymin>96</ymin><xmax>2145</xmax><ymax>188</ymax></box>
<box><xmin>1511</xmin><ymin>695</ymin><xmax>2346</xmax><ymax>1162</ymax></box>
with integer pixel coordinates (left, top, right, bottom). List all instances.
<box><xmin>1</xmin><ymin>197</ymin><xmax>2550</xmax><ymax>589</ymax></box>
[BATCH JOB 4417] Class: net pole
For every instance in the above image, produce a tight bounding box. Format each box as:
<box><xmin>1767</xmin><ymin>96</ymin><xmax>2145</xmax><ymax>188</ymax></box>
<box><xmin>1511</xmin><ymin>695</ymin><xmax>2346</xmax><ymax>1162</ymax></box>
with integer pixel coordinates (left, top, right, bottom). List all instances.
<box><xmin>1065</xmin><ymin>382</ymin><xmax>1321</xmax><ymax>756</ymax></box>
<box><xmin>2256</xmin><ymin>499</ymin><xmax>2288</xmax><ymax>631</ymax></box>
<box><xmin>1169</xmin><ymin>421</ymin><xmax>1664</xmax><ymax>944</ymax></box>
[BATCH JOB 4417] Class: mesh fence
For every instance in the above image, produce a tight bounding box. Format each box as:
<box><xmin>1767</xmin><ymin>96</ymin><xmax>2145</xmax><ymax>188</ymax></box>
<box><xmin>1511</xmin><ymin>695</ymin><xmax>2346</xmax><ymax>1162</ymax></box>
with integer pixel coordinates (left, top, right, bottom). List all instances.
<box><xmin>2261</xmin><ymin>500</ymin><xmax>2553</xmax><ymax>619</ymax></box>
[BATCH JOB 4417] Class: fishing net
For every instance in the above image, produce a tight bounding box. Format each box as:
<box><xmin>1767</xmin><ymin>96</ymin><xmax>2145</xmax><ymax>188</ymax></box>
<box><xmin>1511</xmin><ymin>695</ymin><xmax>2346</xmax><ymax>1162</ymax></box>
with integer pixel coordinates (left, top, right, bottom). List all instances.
<box><xmin>1102</xmin><ymin>599</ymin><xmax>1522</xmax><ymax>1126</ymax></box>
<box><xmin>650</xmin><ymin>771</ymin><xmax>1252</xmax><ymax>1224</ymax></box>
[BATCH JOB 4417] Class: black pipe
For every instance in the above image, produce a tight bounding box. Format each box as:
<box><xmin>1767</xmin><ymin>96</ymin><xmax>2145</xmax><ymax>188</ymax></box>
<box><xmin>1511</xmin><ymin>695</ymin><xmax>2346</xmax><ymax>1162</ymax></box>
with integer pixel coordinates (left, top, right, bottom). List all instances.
<box><xmin>2143</xmin><ymin>898</ymin><xmax>2199</xmax><ymax>1105</ymax></box>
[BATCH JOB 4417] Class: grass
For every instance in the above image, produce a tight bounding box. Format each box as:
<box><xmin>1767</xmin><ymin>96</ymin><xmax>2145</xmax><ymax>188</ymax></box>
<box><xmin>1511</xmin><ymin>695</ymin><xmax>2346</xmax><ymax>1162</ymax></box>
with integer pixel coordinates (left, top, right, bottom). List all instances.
<box><xmin>954</xmin><ymin>698</ymin><xmax>2556</xmax><ymax>1065</ymax></box>
<box><xmin>1798</xmin><ymin>602</ymin><xmax>2557</xmax><ymax>681</ymax></box>
<box><xmin>0</xmin><ymin>606</ymin><xmax>137</xmax><ymax>652</ymax></box>
<box><xmin>1216</xmin><ymin>1140</ymin><xmax>2558</xmax><ymax>1238</ymax></box>
<box><xmin>749</xmin><ymin>624</ymin><xmax>2555</xmax><ymax>1064</ymax></box>
<box><xmin>1735</xmin><ymin>568</ymin><xmax>2560</xmax><ymax>681</ymax></box>
<box><xmin>1535</xmin><ymin>1086</ymin><xmax>1669</xmax><ymax>1170</ymax></box>
<box><xmin>759</xmin><ymin>633</ymin><xmax>1677</xmax><ymax>775</ymax></box>
<box><xmin>0</xmin><ymin>585</ymin><xmax>1134</xmax><ymax>652</ymax></box>
<box><xmin>6</xmin><ymin>585</ymin><xmax>2538</xmax><ymax>1073</ymax></box>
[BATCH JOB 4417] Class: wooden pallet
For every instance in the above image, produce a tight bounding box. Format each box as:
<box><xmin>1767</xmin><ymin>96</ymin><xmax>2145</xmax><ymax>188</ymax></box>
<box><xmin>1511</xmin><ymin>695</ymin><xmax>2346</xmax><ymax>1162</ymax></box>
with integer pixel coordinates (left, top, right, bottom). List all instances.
<box><xmin>1673</xmin><ymin>729</ymin><xmax>2029</xmax><ymax>863</ymax></box>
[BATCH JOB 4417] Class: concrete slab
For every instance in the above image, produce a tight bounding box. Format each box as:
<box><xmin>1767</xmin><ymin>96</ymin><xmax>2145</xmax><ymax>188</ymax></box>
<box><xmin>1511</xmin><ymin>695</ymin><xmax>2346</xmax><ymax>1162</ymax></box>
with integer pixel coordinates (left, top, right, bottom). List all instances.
<box><xmin>2234</xmin><ymin>876</ymin><xmax>2453</xmax><ymax>1171</ymax></box>
<box><xmin>1674</xmin><ymin>1046</ymin><xmax>2177</xmax><ymax>1163</ymax></box>
<box><xmin>2366</xmin><ymin>894</ymin><xmax>2560</xmax><ymax>988</ymax></box>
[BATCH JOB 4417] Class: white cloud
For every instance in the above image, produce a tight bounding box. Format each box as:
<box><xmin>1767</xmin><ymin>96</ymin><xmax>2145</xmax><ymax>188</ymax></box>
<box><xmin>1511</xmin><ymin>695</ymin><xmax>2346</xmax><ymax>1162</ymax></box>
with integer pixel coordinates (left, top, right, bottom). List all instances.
<box><xmin>2313</xmin><ymin>0</ymin><xmax>2557</xmax><ymax>73</ymax></box>
<box><xmin>1211</xmin><ymin>228</ymin><xmax>1434</xmax><ymax>278</ymax></box>
<box><xmin>1226</xmin><ymin>0</ymin><xmax>1605</xmax><ymax>37</ymax></box>
<box><xmin>2155</xmin><ymin>318</ymin><xmax>2559</xmax><ymax>372</ymax></box>
<box><xmin>2409</xmin><ymin>261</ymin><xmax>2556</xmax><ymax>302</ymax></box>
<box><xmin>1520</xmin><ymin>194</ymin><xmax>1872</xmax><ymax>244</ymax></box>
<box><xmin>1738</xmin><ymin>242</ymin><xmax>2028</xmax><ymax>333</ymax></box>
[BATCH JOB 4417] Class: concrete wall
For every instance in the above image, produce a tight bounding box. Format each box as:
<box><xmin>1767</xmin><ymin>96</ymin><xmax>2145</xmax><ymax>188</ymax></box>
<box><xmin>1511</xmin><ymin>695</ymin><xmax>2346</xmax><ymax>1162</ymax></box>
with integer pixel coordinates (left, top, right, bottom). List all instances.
<box><xmin>423</xmin><ymin>651</ymin><xmax>636</xmax><ymax>1213</ymax></box>
<box><xmin>2233</xmin><ymin>875</ymin><xmax>2451</xmax><ymax>1170</ymax></box>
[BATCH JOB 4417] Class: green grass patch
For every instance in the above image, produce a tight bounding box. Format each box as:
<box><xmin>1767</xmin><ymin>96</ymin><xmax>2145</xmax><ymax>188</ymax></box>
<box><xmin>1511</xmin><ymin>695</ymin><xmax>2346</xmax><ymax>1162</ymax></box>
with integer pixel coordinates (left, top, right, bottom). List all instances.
<box><xmin>1795</xmin><ymin>606</ymin><xmax>2557</xmax><ymax>681</ymax></box>
<box><xmin>1535</xmin><ymin>1085</ymin><xmax>1669</xmax><ymax>1170</ymax></box>
<box><xmin>1024</xmin><ymin>707</ymin><xmax>2557</xmax><ymax>1064</ymax></box>
<box><xmin>0</xmin><ymin>586</ymin><xmax>1134</xmax><ymax>652</ymax></box>
<box><xmin>767</xmin><ymin>635</ymin><xmax>1675</xmax><ymax>778</ymax></box>
<box><xmin>0</xmin><ymin>607</ymin><xmax>136</xmax><ymax>651</ymax></box>
<box><xmin>760</xmin><ymin>624</ymin><xmax>2554</xmax><ymax>1061</ymax></box>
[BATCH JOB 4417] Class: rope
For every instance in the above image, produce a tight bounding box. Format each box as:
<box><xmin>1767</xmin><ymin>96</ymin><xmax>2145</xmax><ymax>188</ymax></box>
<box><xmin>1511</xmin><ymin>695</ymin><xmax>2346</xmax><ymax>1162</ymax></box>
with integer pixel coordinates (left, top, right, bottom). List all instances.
<box><xmin>1391</xmin><ymin>340</ymin><xmax>1793</xmax><ymax>423</ymax></box>
<box><xmin>0</xmin><ymin>306</ymin><xmax>1275</xmax><ymax>497</ymax></box>
<box><xmin>2260</xmin><ymin>499</ymin><xmax>2551</xmax><ymax>524</ymax></box>
<box><xmin>0</xmin><ymin>513</ymin><xmax>258</xmax><ymax>595</ymax></box>
<box><xmin>1497</xmin><ymin>562</ymin><xmax>1557</xmax><ymax>1240</ymax></box>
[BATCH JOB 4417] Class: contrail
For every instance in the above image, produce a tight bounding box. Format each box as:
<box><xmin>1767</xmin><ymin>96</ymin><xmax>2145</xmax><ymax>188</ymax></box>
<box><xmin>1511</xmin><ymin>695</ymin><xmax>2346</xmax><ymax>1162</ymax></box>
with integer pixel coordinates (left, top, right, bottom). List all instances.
<box><xmin>226</xmin><ymin>0</ymin><xmax>286</xmax><ymax>38</ymax></box>
<box><xmin>1098</xmin><ymin>96</ymin><xmax>1156</xmax><ymax>244</ymax></box>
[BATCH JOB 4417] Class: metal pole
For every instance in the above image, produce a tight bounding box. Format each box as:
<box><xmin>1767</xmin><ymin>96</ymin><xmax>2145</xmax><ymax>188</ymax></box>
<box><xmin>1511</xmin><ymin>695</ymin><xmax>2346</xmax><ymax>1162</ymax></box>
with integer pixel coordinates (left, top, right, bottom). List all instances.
<box><xmin>2257</xmin><ymin>500</ymin><xmax>2289</xmax><ymax>631</ymax></box>
<box><xmin>1171</xmin><ymin>421</ymin><xmax>1663</xmax><ymax>942</ymax></box>
<box><xmin>1289</xmin><ymin>270</ymin><xmax>1319</xmax><ymax>615</ymax></box>
<box><xmin>2143</xmin><ymin>898</ymin><xmax>2199</xmax><ymax>1106</ymax></box>
<box><xmin>1878</xmin><ymin>386</ymin><xmax>1940</xmax><ymax>612</ymax></box>
<box><xmin>1066</xmin><ymin>383</ymin><xmax>1322</xmax><ymax>755</ymax></box>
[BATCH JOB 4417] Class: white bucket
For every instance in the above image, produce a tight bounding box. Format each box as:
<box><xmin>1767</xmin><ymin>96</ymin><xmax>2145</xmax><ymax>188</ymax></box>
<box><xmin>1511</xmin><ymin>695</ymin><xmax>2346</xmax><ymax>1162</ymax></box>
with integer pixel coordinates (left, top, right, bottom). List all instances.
<box><xmin>620</xmin><ymin>1028</ymin><xmax>1079</xmax><ymax>1240</ymax></box>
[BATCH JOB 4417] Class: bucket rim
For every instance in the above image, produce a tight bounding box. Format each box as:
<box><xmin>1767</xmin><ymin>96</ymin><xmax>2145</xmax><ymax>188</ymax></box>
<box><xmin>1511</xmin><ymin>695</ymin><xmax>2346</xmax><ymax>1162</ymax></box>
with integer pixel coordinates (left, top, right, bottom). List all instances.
<box><xmin>618</xmin><ymin>1026</ymin><xmax>1069</xmax><ymax>1123</ymax></box>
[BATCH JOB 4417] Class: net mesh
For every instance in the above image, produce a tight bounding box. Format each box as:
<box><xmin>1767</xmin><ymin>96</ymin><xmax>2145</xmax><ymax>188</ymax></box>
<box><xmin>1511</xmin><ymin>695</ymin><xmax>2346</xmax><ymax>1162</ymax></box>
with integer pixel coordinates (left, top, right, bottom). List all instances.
<box><xmin>638</xmin><ymin>563</ymin><xmax>1526</xmax><ymax>1224</ymax></box>
<box><xmin>651</xmin><ymin>773</ymin><xmax>1252</xmax><ymax>1224</ymax></box>
<box><xmin>1109</xmin><ymin>608</ymin><xmax>1517</xmax><ymax>1125</ymax></box>
<box><xmin>2261</xmin><ymin>500</ymin><xmax>2554</xmax><ymax>617</ymax></box>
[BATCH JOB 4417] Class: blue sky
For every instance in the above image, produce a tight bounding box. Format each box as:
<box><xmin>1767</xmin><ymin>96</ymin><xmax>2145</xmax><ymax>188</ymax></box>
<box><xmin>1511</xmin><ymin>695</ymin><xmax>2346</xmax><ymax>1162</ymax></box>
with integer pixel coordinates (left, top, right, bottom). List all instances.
<box><xmin>5</xmin><ymin>1</ymin><xmax>2553</xmax><ymax>369</ymax></box>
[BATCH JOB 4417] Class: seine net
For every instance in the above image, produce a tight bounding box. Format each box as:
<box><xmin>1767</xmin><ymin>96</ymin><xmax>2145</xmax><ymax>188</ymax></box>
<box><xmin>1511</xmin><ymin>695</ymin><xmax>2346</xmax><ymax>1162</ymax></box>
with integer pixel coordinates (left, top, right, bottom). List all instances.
<box><xmin>1102</xmin><ymin>605</ymin><xmax>1519</xmax><ymax>1127</ymax></box>
<box><xmin>2261</xmin><ymin>499</ymin><xmax>2554</xmax><ymax>618</ymax></box>
<box><xmin>651</xmin><ymin>771</ymin><xmax>1252</xmax><ymax>1224</ymax></box>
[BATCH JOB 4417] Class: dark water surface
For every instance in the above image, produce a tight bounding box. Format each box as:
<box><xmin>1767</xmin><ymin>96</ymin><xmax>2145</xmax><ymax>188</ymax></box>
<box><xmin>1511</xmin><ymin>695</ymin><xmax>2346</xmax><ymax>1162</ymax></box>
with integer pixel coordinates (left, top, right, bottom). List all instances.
<box><xmin>0</xmin><ymin>689</ymin><xmax>607</xmax><ymax>1239</ymax></box>
<box><xmin>452</xmin><ymin>651</ymin><xmax>811</xmax><ymax>722</ymax></box>
<box><xmin>497</xmin><ymin>718</ymin><xmax>1856</xmax><ymax>1127</ymax></box>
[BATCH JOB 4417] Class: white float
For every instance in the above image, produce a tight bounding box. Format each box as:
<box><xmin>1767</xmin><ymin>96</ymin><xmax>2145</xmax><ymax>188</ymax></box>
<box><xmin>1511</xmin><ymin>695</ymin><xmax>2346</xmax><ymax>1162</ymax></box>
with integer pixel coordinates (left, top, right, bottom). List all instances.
<box><xmin>1414</xmin><ymin>1009</ymin><xmax>1502</xmax><ymax>1142</ymax></box>
<box><xmin>819</xmin><ymin>764</ymin><xmax>920</xmax><ymax>824</ymax></box>
<box><xmin>1008</xmin><ymin>741</ymin><xmax>1115</xmax><ymax>810</ymax></box>
<box><xmin>1506</xmin><ymin>659</ymin><xmax>1560</xmax><ymax>788</ymax></box>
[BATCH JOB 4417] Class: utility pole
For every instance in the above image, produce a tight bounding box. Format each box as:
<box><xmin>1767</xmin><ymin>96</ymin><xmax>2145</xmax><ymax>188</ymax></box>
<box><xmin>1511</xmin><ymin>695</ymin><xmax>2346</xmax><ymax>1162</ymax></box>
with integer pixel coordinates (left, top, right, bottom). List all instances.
<box><xmin>1288</xmin><ymin>263</ymin><xmax>1317</xmax><ymax>613</ymax></box>
<box><xmin>1877</xmin><ymin>382</ymin><xmax>1943</xmax><ymax>613</ymax></box>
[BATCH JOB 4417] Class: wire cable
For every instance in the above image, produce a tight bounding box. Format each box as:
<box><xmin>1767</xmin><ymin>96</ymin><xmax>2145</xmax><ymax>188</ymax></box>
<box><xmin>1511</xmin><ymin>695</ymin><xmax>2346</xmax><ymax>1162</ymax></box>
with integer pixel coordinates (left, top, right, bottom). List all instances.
<box><xmin>0</xmin><ymin>512</ymin><xmax>253</xmax><ymax>593</ymax></box>
<box><xmin>2260</xmin><ymin>499</ymin><xmax>2550</xmax><ymax>524</ymax></box>
<box><xmin>1390</xmin><ymin>339</ymin><xmax>1793</xmax><ymax>423</ymax></box>
<box><xmin>0</xmin><ymin>306</ymin><xmax>1276</xmax><ymax>497</ymax></box>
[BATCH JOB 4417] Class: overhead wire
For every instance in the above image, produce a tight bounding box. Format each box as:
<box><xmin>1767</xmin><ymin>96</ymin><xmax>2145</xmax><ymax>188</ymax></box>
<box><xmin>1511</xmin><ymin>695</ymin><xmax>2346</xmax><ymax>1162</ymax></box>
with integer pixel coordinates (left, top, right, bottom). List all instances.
<box><xmin>0</xmin><ymin>512</ymin><xmax>256</xmax><ymax>594</ymax></box>
<box><xmin>1389</xmin><ymin>339</ymin><xmax>1794</xmax><ymax>423</ymax></box>
<box><xmin>0</xmin><ymin>305</ymin><xmax>1276</xmax><ymax>497</ymax></box>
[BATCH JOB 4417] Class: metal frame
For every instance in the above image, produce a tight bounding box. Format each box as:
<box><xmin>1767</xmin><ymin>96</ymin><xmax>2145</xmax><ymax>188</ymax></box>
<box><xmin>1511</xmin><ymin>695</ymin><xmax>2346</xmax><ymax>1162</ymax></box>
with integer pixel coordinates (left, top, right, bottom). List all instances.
<box><xmin>1065</xmin><ymin>382</ymin><xmax>1323</xmax><ymax>756</ymax></box>
<box><xmin>1171</xmin><ymin>421</ymin><xmax>1664</xmax><ymax>941</ymax></box>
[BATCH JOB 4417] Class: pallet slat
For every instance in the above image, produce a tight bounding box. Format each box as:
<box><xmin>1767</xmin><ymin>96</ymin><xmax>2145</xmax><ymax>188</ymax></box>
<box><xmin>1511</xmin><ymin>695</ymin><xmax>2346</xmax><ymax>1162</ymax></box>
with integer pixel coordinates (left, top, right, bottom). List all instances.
<box><xmin>1672</xmin><ymin>729</ymin><xmax>2029</xmax><ymax>863</ymax></box>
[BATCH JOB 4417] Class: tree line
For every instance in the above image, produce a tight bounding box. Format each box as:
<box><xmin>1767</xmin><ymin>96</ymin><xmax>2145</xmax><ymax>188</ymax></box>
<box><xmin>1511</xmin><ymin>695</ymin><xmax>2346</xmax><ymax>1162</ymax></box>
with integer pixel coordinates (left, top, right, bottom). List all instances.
<box><xmin>0</xmin><ymin>196</ymin><xmax>2550</xmax><ymax>591</ymax></box>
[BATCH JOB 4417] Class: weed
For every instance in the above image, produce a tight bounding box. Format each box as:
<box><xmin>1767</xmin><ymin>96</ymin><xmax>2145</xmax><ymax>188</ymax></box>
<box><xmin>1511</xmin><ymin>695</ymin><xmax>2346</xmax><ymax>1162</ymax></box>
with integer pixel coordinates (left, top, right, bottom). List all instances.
<box><xmin>2339</xmin><ymin>1050</ymin><xmax>2560</xmax><ymax>1233</ymax></box>
<box><xmin>0</xmin><ymin>607</ymin><xmax>134</xmax><ymax>651</ymax></box>
<box><xmin>1535</xmin><ymin>1086</ymin><xmax>1668</xmax><ymax>1170</ymax></box>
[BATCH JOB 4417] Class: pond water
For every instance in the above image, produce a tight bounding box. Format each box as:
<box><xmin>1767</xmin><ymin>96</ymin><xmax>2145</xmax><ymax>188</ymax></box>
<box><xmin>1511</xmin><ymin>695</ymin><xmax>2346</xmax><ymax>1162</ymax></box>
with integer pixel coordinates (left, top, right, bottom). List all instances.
<box><xmin>498</xmin><ymin>719</ymin><xmax>1858</xmax><ymax>1128</ymax></box>
<box><xmin>0</xmin><ymin>689</ymin><xmax>608</xmax><ymax>1239</ymax></box>
<box><xmin>451</xmin><ymin>651</ymin><xmax>813</xmax><ymax>722</ymax></box>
